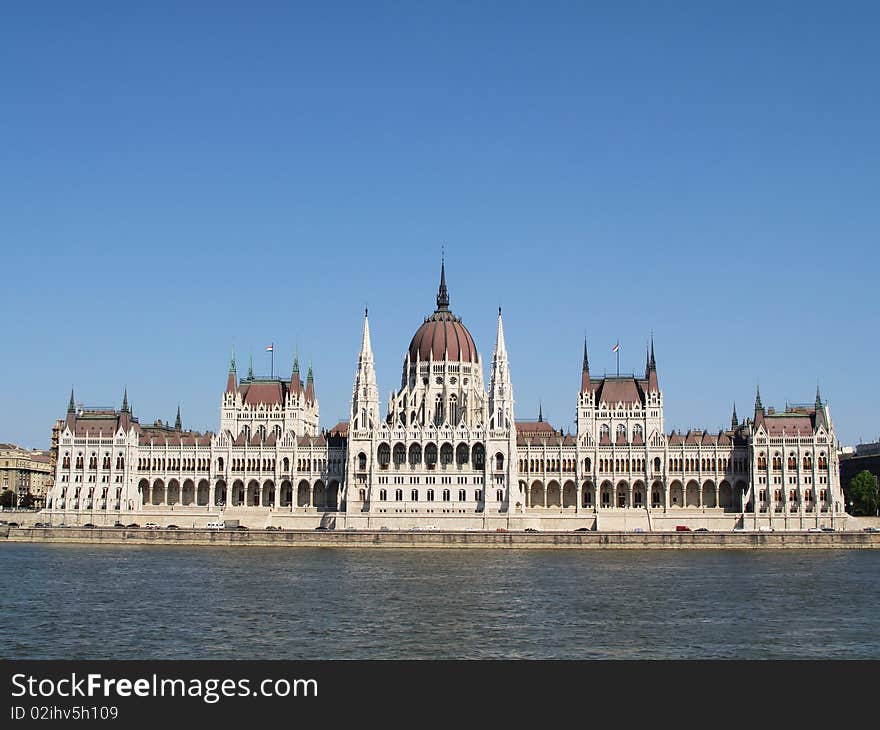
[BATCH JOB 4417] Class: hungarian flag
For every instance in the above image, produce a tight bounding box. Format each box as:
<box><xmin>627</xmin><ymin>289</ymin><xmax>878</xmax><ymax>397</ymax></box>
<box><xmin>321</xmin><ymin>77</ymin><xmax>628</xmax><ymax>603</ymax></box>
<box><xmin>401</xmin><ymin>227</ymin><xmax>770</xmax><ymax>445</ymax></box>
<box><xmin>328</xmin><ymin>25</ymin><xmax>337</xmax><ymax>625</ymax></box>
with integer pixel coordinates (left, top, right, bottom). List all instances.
<box><xmin>612</xmin><ymin>342</ymin><xmax>619</xmax><ymax>352</ymax></box>
<box><xmin>265</xmin><ymin>344</ymin><xmax>274</xmax><ymax>352</ymax></box>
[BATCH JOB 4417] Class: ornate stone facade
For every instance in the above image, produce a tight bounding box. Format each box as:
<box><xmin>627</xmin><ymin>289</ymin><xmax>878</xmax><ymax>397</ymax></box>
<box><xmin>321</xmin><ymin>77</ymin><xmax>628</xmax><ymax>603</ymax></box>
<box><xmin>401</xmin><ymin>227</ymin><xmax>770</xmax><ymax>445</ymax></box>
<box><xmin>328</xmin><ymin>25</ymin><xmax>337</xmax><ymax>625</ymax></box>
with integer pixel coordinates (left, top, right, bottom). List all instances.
<box><xmin>43</xmin><ymin>263</ymin><xmax>846</xmax><ymax>530</ymax></box>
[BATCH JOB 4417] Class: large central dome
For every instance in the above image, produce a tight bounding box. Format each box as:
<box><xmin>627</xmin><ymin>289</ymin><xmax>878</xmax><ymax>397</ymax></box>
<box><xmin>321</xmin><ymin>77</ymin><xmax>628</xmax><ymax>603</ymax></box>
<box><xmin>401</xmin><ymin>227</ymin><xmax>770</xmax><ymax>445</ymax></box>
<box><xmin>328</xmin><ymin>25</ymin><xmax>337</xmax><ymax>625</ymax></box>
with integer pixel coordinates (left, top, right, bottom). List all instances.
<box><xmin>407</xmin><ymin>261</ymin><xmax>479</xmax><ymax>364</ymax></box>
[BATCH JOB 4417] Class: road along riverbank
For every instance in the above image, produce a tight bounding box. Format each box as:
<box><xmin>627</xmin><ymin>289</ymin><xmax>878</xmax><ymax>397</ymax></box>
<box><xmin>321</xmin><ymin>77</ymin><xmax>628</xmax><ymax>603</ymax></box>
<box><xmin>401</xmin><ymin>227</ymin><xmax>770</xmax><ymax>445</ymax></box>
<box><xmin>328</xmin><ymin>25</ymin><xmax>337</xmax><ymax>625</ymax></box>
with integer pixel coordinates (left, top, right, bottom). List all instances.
<box><xmin>2</xmin><ymin>525</ymin><xmax>879</xmax><ymax>549</ymax></box>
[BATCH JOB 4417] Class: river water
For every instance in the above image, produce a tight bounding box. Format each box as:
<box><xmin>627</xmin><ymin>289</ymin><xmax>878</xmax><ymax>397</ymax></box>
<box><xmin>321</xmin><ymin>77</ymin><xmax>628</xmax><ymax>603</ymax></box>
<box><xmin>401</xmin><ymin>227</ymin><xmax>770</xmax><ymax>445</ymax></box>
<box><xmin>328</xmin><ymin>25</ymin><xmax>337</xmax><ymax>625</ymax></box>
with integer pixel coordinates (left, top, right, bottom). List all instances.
<box><xmin>2</xmin><ymin>544</ymin><xmax>879</xmax><ymax>659</ymax></box>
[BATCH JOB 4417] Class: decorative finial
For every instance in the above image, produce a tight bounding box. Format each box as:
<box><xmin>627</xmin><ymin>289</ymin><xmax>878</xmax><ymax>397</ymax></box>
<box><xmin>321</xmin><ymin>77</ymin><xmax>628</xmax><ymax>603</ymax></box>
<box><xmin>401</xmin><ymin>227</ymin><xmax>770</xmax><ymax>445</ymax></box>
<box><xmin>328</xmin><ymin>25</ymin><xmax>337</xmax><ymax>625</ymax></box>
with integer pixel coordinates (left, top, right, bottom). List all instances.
<box><xmin>732</xmin><ymin>403</ymin><xmax>738</xmax><ymax>429</ymax></box>
<box><xmin>248</xmin><ymin>353</ymin><xmax>254</xmax><ymax>380</ymax></box>
<box><xmin>175</xmin><ymin>405</ymin><xmax>182</xmax><ymax>431</ymax></box>
<box><xmin>230</xmin><ymin>345</ymin><xmax>236</xmax><ymax>373</ymax></box>
<box><xmin>436</xmin><ymin>252</ymin><xmax>449</xmax><ymax>311</ymax></box>
<box><xmin>538</xmin><ymin>400</ymin><xmax>543</xmax><ymax>422</ymax></box>
<box><xmin>68</xmin><ymin>388</ymin><xmax>75</xmax><ymax>414</ymax></box>
<box><xmin>755</xmin><ymin>382</ymin><xmax>763</xmax><ymax>411</ymax></box>
<box><xmin>121</xmin><ymin>388</ymin><xmax>129</xmax><ymax>413</ymax></box>
<box><xmin>816</xmin><ymin>382</ymin><xmax>822</xmax><ymax>408</ymax></box>
<box><xmin>583</xmin><ymin>337</ymin><xmax>589</xmax><ymax>372</ymax></box>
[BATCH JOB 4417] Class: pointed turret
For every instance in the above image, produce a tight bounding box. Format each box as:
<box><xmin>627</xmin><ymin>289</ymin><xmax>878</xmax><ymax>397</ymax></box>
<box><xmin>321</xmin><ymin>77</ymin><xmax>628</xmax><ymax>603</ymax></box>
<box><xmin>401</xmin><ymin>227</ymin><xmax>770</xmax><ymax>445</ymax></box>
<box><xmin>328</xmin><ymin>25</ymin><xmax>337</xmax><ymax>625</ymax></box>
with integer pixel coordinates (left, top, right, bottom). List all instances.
<box><xmin>755</xmin><ymin>384</ymin><xmax>764</xmax><ymax>414</ymax></box>
<box><xmin>68</xmin><ymin>388</ymin><xmax>75</xmax><ymax>414</ymax></box>
<box><xmin>247</xmin><ymin>354</ymin><xmax>254</xmax><ymax>380</ymax></box>
<box><xmin>731</xmin><ymin>403</ymin><xmax>738</xmax><ymax>430</ymax></box>
<box><xmin>226</xmin><ymin>347</ymin><xmax>237</xmax><ymax>394</ymax></box>
<box><xmin>538</xmin><ymin>401</ymin><xmax>544</xmax><ymax>423</ymax></box>
<box><xmin>647</xmin><ymin>334</ymin><xmax>659</xmax><ymax>391</ymax></box>
<box><xmin>121</xmin><ymin>388</ymin><xmax>129</xmax><ymax>413</ymax></box>
<box><xmin>436</xmin><ymin>256</ymin><xmax>449</xmax><ymax>311</ymax></box>
<box><xmin>305</xmin><ymin>360</ymin><xmax>315</xmax><ymax>404</ymax></box>
<box><xmin>815</xmin><ymin>383</ymin><xmax>822</xmax><ymax>409</ymax></box>
<box><xmin>289</xmin><ymin>350</ymin><xmax>302</xmax><ymax>395</ymax></box>
<box><xmin>351</xmin><ymin>309</ymin><xmax>379</xmax><ymax>431</ymax></box>
<box><xmin>581</xmin><ymin>337</ymin><xmax>591</xmax><ymax>392</ymax></box>
<box><xmin>488</xmin><ymin>307</ymin><xmax>514</xmax><ymax>430</ymax></box>
<box><xmin>175</xmin><ymin>405</ymin><xmax>182</xmax><ymax>431</ymax></box>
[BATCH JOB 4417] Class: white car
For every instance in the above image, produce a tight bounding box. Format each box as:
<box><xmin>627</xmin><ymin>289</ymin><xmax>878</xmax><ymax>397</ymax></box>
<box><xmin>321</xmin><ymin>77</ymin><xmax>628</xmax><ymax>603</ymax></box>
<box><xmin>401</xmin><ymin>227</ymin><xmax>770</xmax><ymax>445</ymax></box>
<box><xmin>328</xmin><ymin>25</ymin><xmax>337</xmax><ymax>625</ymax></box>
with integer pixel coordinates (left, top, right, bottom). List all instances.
<box><xmin>144</xmin><ymin>522</ymin><xmax>159</xmax><ymax>529</ymax></box>
<box><xmin>206</xmin><ymin>521</ymin><xmax>224</xmax><ymax>529</ymax></box>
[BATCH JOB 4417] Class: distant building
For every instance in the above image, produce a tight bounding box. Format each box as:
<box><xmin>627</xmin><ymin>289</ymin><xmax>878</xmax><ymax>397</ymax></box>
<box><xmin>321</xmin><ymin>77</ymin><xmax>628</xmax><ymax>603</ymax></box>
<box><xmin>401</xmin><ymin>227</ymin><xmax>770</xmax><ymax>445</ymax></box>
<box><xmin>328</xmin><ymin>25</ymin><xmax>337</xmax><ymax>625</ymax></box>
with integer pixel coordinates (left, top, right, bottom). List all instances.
<box><xmin>0</xmin><ymin>444</ymin><xmax>53</xmax><ymax>508</ymax></box>
<box><xmin>43</xmin><ymin>261</ymin><xmax>847</xmax><ymax>530</ymax></box>
<box><xmin>839</xmin><ymin>442</ymin><xmax>880</xmax><ymax>509</ymax></box>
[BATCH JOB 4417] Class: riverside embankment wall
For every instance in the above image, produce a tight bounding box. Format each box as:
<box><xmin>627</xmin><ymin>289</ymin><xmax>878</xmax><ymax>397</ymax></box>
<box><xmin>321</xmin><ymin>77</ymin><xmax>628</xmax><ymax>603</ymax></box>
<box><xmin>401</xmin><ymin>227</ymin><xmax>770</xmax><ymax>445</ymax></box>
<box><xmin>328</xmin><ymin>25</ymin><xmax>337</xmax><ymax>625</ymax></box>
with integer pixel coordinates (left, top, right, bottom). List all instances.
<box><xmin>2</xmin><ymin>526</ymin><xmax>879</xmax><ymax>549</ymax></box>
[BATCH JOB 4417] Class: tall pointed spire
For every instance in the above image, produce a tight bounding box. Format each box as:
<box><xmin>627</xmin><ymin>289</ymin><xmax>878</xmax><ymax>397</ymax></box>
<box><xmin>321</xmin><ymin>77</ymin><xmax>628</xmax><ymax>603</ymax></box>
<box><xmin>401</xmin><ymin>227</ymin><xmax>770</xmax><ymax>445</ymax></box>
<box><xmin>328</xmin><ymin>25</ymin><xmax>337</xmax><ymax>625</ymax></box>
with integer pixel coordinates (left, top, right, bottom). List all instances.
<box><xmin>290</xmin><ymin>348</ymin><xmax>302</xmax><ymax>395</ymax></box>
<box><xmin>305</xmin><ymin>359</ymin><xmax>315</xmax><ymax>403</ymax></box>
<box><xmin>248</xmin><ymin>353</ymin><xmax>254</xmax><ymax>380</ymax></box>
<box><xmin>226</xmin><ymin>347</ymin><xmax>238</xmax><ymax>394</ymax></box>
<box><xmin>538</xmin><ymin>401</ymin><xmax>543</xmax><ymax>422</ymax></box>
<box><xmin>815</xmin><ymin>382</ymin><xmax>822</xmax><ymax>408</ymax></box>
<box><xmin>755</xmin><ymin>383</ymin><xmax>764</xmax><ymax>412</ymax></box>
<box><xmin>229</xmin><ymin>345</ymin><xmax>236</xmax><ymax>373</ymax></box>
<box><xmin>731</xmin><ymin>403</ymin><xmax>738</xmax><ymax>430</ymax></box>
<box><xmin>351</xmin><ymin>308</ymin><xmax>379</xmax><ymax>431</ymax></box>
<box><xmin>175</xmin><ymin>405</ymin><xmax>182</xmax><ymax>431</ymax></box>
<box><xmin>489</xmin><ymin>306</ymin><xmax>514</xmax><ymax>430</ymax></box>
<box><xmin>646</xmin><ymin>333</ymin><xmax>659</xmax><ymax>391</ymax></box>
<box><xmin>121</xmin><ymin>388</ymin><xmax>129</xmax><ymax>413</ymax></box>
<box><xmin>581</xmin><ymin>337</ymin><xmax>591</xmax><ymax>392</ymax></box>
<box><xmin>68</xmin><ymin>388</ymin><xmax>75</xmax><ymax>414</ymax></box>
<box><xmin>360</xmin><ymin>308</ymin><xmax>373</xmax><ymax>360</ymax></box>
<box><xmin>436</xmin><ymin>254</ymin><xmax>449</xmax><ymax>311</ymax></box>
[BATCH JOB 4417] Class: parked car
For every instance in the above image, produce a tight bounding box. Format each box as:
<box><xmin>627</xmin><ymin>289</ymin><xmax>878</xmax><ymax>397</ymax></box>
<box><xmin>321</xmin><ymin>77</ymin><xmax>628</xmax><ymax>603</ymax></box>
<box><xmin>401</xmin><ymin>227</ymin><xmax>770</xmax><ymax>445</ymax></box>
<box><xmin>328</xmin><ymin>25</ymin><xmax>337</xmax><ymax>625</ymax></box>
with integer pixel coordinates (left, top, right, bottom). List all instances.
<box><xmin>675</xmin><ymin>525</ymin><xmax>691</xmax><ymax>532</ymax></box>
<box><xmin>314</xmin><ymin>526</ymin><xmax>329</xmax><ymax>531</ymax></box>
<box><xmin>113</xmin><ymin>522</ymin><xmax>125</xmax><ymax>528</ymax></box>
<box><xmin>265</xmin><ymin>525</ymin><xmax>281</xmax><ymax>531</ymax></box>
<box><xmin>126</xmin><ymin>523</ymin><xmax>140</xmax><ymax>528</ymax></box>
<box><xmin>235</xmin><ymin>525</ymin><xmax>249</xmax><ymax>531</ymax></box>
<box><xmin>633</xmin><ymin>527</ymin><xmax>645</xmax><ymax>533</ymax></box>
<box><xmin>344</xmin><ymin>526</ymin><xmax>357</xmax><ymax>531</ymax></box>
<box><xmin>82</xmin><ymin>523</ymin><xmax>96</xmax><ymax>528</ymax></box>
<box><xmin>33</xmin><ymin>522</ymin><xmax>51</xmax><ymax>528</ymax></box>
<box><xmin>807</xmin><ymin>527</ymin><xmax>823</xmax><ymax>533</ymax></box>
<box><xmin>759</xmin><ymin>526</ymin><xmax>775</xmax><ymax>532</ymax></box>
<box><xmin>574</xmin><ymin>527</ymin><xmax>590</xmax><ymax>532</ymax></box>
<box><xmin>206</xmin><ymin>521</ymin><xmax>224</xmax><ymax>529</ymax></box>
<box><xmin>862</xmin><ymin>526</ymin><xmax>880</xmax><ymax>533</ymax></box>
<box><xmin>821</xmin><ymin>526</ymin><xmax>835</xmax><ymax>533</ymax></box>
<box><xmin>495</xmin><ymin>528</ymin><xmax>508</xmax><ymax>532</ymax></box>
<box><xmin>6</xmin><ymin>521</ymin><xmax>19</xmax><ymax>527</ymax></box>
<box><xmin>165</xmin><ymin>524</ymin><xmax>179</xmax><ymax>530</ymax></box>
<box><xmin>524</xmin><ymin>528</ymin><xmax>539</xmax><ymax>533</ymax></box>
<box><xmin>144</xmin><ymin>522</ymin><xmax>159</xmax><ymax>529</ymax></box>
<box><xmin>379</xmin><ymin>526</ymin><xmax>390</xmax><ymax>532</ymax></box>
<box><xmin>695</xmin><ymin>527</ymin><xmax>709</xmax><ymax>532</ymax></box>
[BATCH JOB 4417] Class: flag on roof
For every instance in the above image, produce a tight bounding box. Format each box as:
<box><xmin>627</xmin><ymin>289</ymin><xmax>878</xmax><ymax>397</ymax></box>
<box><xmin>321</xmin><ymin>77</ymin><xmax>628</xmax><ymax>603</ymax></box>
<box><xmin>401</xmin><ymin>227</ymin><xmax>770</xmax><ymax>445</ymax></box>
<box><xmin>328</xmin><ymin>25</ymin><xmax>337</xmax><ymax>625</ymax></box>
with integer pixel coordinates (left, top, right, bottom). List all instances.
<box><xmin>265</xmin><ymin>344</ymin><xmax>274</xmax><ymax>352</ymax></box>
<box><xmin>612</xmin><ymin>342</ymin><xmax>619</xmax><ymax>353</ymax></box>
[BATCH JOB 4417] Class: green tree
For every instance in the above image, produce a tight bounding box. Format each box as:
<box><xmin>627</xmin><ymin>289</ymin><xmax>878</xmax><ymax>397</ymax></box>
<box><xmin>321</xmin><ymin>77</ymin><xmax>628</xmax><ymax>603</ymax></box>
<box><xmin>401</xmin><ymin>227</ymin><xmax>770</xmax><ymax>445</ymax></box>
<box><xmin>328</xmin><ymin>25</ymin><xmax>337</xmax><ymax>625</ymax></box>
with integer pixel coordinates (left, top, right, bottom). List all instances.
<box><xmin>0</xmin><ymin>490</ymin><xmax>15</xmax><ymax>509</ymax></box>
<box><xmin>849</xmin><ymin>470</ymin><xmax>879</xmax><ymax>516</ymax></box>
<box><xmin>18</xmin><ymin>493</ymin><xmax>35</xmax><ymax>509</ymax></box>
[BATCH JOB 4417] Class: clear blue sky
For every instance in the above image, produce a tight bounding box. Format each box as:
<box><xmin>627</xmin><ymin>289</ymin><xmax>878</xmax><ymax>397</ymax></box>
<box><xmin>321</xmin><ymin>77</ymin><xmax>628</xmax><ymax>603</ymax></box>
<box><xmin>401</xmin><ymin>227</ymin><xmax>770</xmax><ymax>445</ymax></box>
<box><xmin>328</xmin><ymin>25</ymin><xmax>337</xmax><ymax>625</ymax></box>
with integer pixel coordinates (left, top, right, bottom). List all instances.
<box><xmin>2</xmin><ymin>2</ymin><xmax>878</xmax><ymax>449</ymax></box>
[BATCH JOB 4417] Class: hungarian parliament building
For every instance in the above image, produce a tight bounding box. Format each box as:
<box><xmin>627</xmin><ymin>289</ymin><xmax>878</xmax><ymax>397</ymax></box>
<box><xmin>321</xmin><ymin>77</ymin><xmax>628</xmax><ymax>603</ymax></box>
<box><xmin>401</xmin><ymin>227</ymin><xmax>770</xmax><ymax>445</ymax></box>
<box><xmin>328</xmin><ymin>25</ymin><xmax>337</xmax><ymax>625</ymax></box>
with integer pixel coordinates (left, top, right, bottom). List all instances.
<box><xmin>44</xmin><ymin>263</ymin><xmax>846</xmax><ymax>531</ymax></box>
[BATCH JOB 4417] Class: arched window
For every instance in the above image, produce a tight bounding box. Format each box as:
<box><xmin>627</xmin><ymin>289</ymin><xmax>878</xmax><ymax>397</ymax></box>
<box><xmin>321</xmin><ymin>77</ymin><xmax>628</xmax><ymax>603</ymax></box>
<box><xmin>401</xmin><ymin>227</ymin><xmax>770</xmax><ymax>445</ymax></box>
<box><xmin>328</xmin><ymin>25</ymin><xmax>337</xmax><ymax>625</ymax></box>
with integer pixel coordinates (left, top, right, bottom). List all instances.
<box><xmin>411</xmin><ymin>489</ymin><xmax>418</xmax><ymax>501</ymax></box>
<box><xmin>442</xmin><ymin>489</ymin><xmax>450</xmax><ymax>501</ymax></box>
<box><xmin>409</xmin><ymin>443</ymin><xmax>422</xmax><ymax>466</ymax></box>
<box><xmin>357</xmin><ymin>452</ymin><xmax>367</xmax><ymax>471</ymax></box>
<box><xmin>472</xmin><ymin>444</ymin><xmax>485</xmax><ymax>468</ymax></box>
<box><xmin>495</xmin><ymin>453</ymin><xmax>504</xmax><ymax>471</ymax></box>
<box><xmin>379</xmin><ymin>489</ymin><xmax>387</xmax><ymax>501</ymax></box>
<box><xmin>377</xmin><ymin>443</ymin><xmax>391</xmax><ymax>468</ymax></box>
<box><xmin>600</xmin><ymin>424</ymin><xmax>610</xmax><ymax>440</ymax></box>
<box><xmin>440</xmin><ymin>443</ymin><xmax>453</xmax><ymax>465</ymax></box>
<box><xmin>456</xmin><ymin>443</ymin><xmax>469</xmax><ymax>466</ymax></box>
<box><xmin>434</xmin><ymin>396</ymin><xmax>444</xmax><ymax>426</ymax></box>
<box><xmin>427</xmin><ymin>489</ymin><xmax>435</xmax><ymax>501</ymax></box>
<box><xmin>393</xmin><ymin>443</ymin><xmax>406</xmax><ymax>467</ymax></box>
<box><xmin>395</xmin><ymin>489</ymin><xmax>403</xmax><ymax>501</ymax></box>
<box><xmin>425</xmin><ymin>443</ymin><xmax>438</xmax><ymax>468</ymax></box>
<box><xmin>449</xmin><ymin>394</ymin><xmax>459</xmax><ymax>425</ymax></box>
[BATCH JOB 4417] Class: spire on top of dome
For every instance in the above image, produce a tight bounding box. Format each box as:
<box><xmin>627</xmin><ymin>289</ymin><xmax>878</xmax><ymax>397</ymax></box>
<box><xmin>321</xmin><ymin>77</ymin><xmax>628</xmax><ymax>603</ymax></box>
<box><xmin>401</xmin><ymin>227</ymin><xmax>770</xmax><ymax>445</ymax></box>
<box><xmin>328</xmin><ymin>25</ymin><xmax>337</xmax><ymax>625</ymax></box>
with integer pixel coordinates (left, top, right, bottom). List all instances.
<box><xmin>436</xmin><ymin>253</ymin><xmax>449</xmax><ymax>311</ymax></box>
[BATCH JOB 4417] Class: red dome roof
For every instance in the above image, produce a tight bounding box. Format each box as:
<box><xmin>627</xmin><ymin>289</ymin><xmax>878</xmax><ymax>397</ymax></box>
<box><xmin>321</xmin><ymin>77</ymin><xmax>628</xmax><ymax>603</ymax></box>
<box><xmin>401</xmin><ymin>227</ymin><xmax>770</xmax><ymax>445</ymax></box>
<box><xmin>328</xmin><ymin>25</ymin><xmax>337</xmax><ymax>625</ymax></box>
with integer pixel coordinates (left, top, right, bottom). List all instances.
<box><xmin>408</xmin><ymin>311</ymin><xmax>479</xmax><ymax>363</ymax></box>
